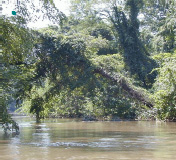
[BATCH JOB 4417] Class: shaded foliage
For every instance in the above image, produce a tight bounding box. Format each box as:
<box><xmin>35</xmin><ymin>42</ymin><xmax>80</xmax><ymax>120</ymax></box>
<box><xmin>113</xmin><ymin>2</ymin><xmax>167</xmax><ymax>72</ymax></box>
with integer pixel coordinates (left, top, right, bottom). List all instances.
<box><xmin>109</xmin><ymin>0</ymin><xmax>158</xmax><ymax>88</ymax></box>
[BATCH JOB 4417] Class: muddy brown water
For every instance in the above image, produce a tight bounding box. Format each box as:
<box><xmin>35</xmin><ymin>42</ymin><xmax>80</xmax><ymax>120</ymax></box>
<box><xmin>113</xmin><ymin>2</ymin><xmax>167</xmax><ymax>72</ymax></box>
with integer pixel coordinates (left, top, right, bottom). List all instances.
<box><xmin>0</xmin><ymin>117</ymin><xmax>176</xmax><ymax>160</ymax></box>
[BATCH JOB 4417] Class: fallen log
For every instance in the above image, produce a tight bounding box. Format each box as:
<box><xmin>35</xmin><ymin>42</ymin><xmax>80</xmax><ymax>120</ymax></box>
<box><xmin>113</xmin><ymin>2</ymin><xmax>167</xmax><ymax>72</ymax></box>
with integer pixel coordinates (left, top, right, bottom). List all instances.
<box><xmin>94</xmin><ymin>68</ymin><xmax>154</xmax><ymax>108</ymax></box>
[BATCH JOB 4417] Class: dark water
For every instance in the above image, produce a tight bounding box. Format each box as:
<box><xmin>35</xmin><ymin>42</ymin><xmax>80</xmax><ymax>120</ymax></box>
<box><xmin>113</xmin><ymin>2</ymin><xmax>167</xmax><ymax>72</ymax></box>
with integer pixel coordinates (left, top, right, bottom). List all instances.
<box><xmin>0</xmin><ymin>117</ymin><xmax>176</xmax><ymax>160</ymax></box>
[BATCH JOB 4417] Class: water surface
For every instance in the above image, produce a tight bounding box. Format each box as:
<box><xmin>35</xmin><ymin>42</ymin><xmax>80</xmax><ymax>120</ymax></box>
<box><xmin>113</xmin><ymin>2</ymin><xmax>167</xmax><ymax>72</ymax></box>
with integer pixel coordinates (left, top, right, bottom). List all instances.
<box><xmin>0</xmin><ymin>117</ymin><xmax>176</xmax><ymax>160</ymax></box>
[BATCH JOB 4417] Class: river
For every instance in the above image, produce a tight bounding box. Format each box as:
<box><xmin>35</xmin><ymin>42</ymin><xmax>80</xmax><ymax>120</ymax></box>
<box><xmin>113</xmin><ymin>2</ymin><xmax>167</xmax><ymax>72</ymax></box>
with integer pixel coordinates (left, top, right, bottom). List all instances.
<box><xmin>0</xmin><ymin>117</ymin><xmax>176</xmax><ymax>160</ymax></box>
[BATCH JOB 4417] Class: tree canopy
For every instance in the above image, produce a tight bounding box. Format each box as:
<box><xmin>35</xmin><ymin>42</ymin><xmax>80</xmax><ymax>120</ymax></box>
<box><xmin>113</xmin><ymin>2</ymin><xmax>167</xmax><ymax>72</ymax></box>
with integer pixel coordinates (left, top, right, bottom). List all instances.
<box><xmin>1</xmin><ymin>0</ymin><xmax>176</xmax><ymax>131</ymax></box>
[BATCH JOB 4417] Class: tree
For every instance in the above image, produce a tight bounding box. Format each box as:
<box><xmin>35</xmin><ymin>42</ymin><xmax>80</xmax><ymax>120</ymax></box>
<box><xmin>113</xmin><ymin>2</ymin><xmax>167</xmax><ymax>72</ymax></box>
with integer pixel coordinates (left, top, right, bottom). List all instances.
<box><xmin>12</xmin><ymin>0</ymin><xmax>156</xmax><ymax>122</ymax></box>
<box><xmin>140</xmin><ymin>0</ymin><xmax>176</xmax><ymax>54</ymax></box>
<box><xmin>1</xmin><ymin>0</ymin><xmax>65</xmax><ymax>131</ymax></box>
<box><xmin>108</xmin><ymin>0</ymin><xmax>158</xmax><ymax>88</ymax></box>
<box><xmin>2</xmin><ymin>0</ymin><xmax>175</xmax><ymax>123</ymax></box>
<box><xmin>152</xmin><ymin>52</ymin><xmax>176</xmax><ymax>120</ymax></box>
<box><xmin>15</xmin><ymin>26</ymin><xmax>154</xmax><ymax>122</ymax></box>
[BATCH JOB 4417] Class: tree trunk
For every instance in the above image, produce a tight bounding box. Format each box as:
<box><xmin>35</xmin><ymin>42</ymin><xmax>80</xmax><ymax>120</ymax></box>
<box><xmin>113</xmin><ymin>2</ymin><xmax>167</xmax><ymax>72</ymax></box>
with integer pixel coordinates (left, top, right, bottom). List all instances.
<box><xmin>94</xmin><ymin>68</ymin><xmax>154</xmax><ymax>108</ymax></box>
<box><xmin>110</xmin><ymin>2</ymin><xmax>157</xmax><ymax>88</ymax></box>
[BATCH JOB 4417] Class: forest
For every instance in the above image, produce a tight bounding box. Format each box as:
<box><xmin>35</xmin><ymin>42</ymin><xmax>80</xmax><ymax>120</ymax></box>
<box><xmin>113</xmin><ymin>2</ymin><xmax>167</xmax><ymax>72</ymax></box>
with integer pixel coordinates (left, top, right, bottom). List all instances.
<box><xmin>1</xmin><ymin>0</ymin><xmax>176</xmax><ymax>132</ymax></box>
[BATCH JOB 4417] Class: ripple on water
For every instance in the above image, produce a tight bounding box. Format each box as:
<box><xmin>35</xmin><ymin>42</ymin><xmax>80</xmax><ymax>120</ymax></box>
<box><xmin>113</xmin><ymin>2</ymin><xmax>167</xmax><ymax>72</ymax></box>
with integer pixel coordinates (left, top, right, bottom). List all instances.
<box><xmin>15</xmin><ymin>136</ymin><xmax>158</xmax><ymax>152</ymax></box>
<box><xmin>32</xmin><ymin>133</ymin><xmax>50</xmax><ymax>136</ymax></box>
<box><xmin>19</xmin><ymin>122</ymin><xmax>33</xmax><ymax>127</ymax></box>
<box><xmin>99</xmin><ymin>138</ymin><xmax>118</xmax><ymax>141</ymax></box>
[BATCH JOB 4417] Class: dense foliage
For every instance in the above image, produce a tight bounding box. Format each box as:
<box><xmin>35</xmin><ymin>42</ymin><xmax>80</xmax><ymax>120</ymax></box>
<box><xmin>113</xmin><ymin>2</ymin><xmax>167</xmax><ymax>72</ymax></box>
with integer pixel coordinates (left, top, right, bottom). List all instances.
<box><xmin>152</xmin><ymin>52</ymin><xmax>176</xmax><ymax>120</ymax></box>
<box><xmin>1</xmin><ymin>0</ymin><xmax>176</xmax><ymax>130</ymax></box>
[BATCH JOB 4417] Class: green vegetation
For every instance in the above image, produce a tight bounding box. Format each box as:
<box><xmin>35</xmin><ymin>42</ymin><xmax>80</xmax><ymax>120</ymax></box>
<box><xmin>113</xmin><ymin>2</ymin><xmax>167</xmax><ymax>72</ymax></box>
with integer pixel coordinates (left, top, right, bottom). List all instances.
<box><xmin>152</xmin><ymin>52</ymin><xmax>176</xmax><ymax>120</ymax></box>
<box><xmin>1</xmin><ymin>0</ymin><xmax>176</xmax><ymax>131</ymax></box>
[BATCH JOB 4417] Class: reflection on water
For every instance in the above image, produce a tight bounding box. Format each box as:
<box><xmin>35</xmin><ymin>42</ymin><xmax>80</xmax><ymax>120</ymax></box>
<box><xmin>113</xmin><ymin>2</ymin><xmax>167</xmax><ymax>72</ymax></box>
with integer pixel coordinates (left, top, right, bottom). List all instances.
<box><xmin>1</xmin><ymin>117</ymin><xmax>176</xmax><ymax>160</ymax></box>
